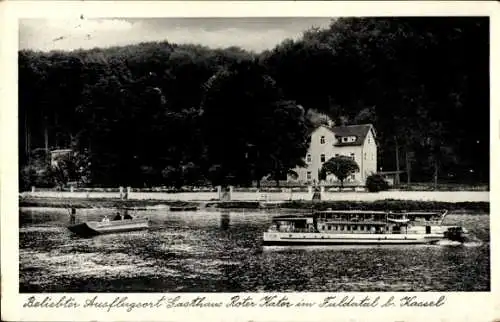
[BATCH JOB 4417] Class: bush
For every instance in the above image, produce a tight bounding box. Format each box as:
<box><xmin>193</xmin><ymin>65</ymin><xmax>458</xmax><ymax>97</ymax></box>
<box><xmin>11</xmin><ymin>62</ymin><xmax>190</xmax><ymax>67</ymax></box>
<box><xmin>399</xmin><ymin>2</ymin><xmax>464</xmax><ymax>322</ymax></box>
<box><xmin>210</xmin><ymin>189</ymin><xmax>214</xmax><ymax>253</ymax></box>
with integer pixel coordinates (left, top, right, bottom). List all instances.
<box><xmin>366</xmin><ymin>174</ymin><xmax>390</xmax><ymax>192</ymax></box>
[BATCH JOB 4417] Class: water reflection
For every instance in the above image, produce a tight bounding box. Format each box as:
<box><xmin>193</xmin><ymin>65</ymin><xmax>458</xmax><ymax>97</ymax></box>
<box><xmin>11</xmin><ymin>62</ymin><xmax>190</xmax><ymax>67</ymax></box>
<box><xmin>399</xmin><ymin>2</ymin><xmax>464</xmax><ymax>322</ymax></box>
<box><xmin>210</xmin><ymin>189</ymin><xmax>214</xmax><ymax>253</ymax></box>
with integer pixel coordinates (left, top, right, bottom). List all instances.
<box><xmin>220</xmin><ymin>211</ymin><xmax>230</xmax><ymax>230</ymax></box>
<box><xmin>19</xmin><ymin>208</ymin><xmax>490</xmax><ymax>292</ymax></box>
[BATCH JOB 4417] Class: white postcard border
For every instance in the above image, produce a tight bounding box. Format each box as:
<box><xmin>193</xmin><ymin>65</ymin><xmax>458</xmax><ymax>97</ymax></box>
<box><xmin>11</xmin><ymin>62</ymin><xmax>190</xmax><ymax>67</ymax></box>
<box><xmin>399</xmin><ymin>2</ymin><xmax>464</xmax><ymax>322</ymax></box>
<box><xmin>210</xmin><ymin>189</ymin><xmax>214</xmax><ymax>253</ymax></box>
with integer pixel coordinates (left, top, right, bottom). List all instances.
<box><xmin>1</xmin><ymin>1</ymin><xmax>498</xmax><ymax>321</ymax></box>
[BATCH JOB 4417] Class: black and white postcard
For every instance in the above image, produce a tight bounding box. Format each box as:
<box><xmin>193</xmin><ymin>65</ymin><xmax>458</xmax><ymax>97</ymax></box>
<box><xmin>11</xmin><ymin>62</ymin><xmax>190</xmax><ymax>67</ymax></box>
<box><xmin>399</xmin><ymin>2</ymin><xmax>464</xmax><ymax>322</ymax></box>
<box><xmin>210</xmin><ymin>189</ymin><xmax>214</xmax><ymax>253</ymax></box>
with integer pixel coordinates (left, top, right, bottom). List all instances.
<box><xmin>1</xmin><ymin>1</ymin><xmax>498</xmax><ymax>321</ymax></box>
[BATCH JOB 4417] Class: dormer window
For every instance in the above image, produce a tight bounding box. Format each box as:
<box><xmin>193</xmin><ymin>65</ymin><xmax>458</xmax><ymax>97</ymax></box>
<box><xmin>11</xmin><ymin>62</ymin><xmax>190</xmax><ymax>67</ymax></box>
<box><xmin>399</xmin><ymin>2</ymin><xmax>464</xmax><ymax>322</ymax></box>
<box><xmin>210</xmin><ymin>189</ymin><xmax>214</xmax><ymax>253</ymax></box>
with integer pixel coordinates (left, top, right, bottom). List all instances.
<box><xmin>320</xmin><ymin>136</ymin><xmax>325</xmax><ymax>144</ymax></box>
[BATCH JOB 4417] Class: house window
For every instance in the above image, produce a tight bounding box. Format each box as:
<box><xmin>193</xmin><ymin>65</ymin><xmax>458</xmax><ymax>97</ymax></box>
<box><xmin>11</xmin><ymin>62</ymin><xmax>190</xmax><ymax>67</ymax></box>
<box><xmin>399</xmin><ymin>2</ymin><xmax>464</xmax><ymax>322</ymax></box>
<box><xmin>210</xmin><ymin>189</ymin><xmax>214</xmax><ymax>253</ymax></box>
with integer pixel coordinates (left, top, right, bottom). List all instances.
<box><xmin>343</xmin><ymin>137</ymin><xmax>348</xmax><ymax>142</ymax></box>
<box><xmin>320</xmin><ymin>136</ymin><xmax>325</xmax><ymax>144</ymax></box>
<box><xmin>320</xmin><ymin>154</ymin><xmax>326</xmax><ymax>163</ymax></box>
<box><xmin>306</xmin><ymin>154</ymin><xmax>311</xmax><ymax>163</ymax></box>
<box><xmin>307</xmin><ymin>171</ymin><xmax>312</xmax><ymax>180</ymax></box>
<box><xmin>364</xmin><ymin>152</ymin><xmax>367</xmax><ymax>160</ymax></box>
<box><xmin>350</xmin><ymin>153</ymin><xmax>355</xmax><ymax>161</ymax></box>
<box><xmin>351</xmin><ymin>174</ymin><xmax>355</xmax><ymax>180</ymax></box>
<box><xmin>371</xmin><ymin>153</ymin><xmax>374</xmax><ymax>161</ymax></box>
<box><xmin>368</xmin><ymin>137</ymin><xmax>371</xmax><ymax>144</ymax></box>
<box><xmin>335</xmin><ymin>153</ymin><xmax>339</xmax><ymax>157</ymax></box>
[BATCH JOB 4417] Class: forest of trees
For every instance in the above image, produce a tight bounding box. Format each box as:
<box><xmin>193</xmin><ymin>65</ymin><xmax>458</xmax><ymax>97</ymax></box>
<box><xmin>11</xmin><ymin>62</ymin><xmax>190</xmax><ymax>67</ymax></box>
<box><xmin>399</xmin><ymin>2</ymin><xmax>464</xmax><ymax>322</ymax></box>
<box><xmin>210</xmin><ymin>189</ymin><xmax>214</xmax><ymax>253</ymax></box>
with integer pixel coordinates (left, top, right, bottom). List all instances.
<box><xmin>19</xmin><ymin>17</ymin><xmax>490</xmax><ymax>190</ymax></box>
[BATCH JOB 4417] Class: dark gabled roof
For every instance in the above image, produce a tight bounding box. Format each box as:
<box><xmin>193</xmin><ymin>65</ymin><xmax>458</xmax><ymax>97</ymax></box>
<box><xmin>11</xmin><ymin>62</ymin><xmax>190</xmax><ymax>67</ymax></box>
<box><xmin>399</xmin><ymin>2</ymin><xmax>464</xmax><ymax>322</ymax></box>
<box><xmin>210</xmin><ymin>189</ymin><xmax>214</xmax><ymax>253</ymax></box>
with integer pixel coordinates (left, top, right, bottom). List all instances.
<box><xmin>307</xmin><ymin>123</ymin><xmax>375</xmax><ymax>146</ymax></box>
<box><xmin>331</xmin><ymin>124</ymin><xmax>375</xmax><ymax>147</ymax></box>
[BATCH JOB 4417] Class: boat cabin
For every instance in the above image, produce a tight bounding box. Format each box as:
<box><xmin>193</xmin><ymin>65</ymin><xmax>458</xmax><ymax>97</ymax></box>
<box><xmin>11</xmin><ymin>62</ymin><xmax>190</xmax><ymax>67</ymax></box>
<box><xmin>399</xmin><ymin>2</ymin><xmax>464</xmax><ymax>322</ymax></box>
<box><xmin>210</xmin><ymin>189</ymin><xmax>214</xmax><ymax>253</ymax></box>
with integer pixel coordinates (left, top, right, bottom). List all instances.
<box><xmin>267</xmin><ymin>210</ymin><xmax>447</xmax><ymax>235</ymax></box>
<box><xmin>269</xmin><ymin>215</ymin><xmax>315</xmax><ymax>233</ymax></box>
<box><xmin>314</xmin><ymin>210</ymin><xmax>445</xmax><ymax>225</ymax></box>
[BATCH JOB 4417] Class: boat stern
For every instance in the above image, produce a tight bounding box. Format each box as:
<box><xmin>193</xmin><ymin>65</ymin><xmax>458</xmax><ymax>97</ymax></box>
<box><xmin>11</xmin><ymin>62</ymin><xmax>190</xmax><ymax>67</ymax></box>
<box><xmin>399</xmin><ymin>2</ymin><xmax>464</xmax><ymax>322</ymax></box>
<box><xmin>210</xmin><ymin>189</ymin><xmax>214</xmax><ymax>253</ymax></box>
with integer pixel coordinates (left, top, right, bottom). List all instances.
<box><xmin>443</xmin><ymin>226</ymin><xmax>469</xmax><ymax>243</ymax></box>
<box><xmin>67</xmin><ymin>222</ymin><xmax>101</xmax><ymax>237</ymax></box>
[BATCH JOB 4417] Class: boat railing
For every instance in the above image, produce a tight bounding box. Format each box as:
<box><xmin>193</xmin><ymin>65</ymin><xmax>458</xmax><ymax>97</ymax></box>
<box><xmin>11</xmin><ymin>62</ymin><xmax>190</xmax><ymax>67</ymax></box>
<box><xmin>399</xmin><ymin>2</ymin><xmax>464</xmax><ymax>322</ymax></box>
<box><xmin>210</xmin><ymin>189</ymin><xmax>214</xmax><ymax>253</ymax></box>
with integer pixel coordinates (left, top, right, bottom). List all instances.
<box><xmin>321</xmin><ymin>220</ymin><xmax>387</xmax><ymax>226</ymax></box>
<box><xmin>269</xmin><ymin>227</ymin><xmax>315</xmax><ymax>233</ymax></box>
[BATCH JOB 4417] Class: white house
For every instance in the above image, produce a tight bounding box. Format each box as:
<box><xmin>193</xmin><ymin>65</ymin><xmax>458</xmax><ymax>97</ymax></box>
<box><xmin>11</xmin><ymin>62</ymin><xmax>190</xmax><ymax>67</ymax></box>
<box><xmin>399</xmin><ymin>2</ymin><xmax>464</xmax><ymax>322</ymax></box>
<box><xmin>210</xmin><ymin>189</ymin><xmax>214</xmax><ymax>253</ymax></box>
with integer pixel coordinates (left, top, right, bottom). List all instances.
<box><xmin>290</xmin><ymin>123</ymin><xmax>377</xmax><ymax>185</ymax></box>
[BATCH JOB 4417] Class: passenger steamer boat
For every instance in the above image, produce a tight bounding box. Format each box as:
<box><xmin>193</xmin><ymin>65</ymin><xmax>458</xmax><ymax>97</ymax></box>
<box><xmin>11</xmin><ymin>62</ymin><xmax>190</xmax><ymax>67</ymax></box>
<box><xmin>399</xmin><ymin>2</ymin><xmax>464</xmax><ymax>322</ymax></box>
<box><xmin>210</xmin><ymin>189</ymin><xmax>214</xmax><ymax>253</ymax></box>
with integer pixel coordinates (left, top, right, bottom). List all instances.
<box><xmin>263</xmin><ymin>210</ymin><xmax>469</xmax><ymax>246</ymax></box>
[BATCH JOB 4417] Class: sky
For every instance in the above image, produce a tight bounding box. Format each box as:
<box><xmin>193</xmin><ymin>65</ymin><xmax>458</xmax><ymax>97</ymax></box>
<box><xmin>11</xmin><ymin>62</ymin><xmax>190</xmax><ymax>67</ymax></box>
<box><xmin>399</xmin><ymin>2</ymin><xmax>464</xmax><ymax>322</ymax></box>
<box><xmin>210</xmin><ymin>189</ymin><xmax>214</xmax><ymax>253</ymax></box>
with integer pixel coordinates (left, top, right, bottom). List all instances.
<box><xmin>19</xmin><ymin>17</ymin><xmax>334</xmax><ymax>53</ymax></box>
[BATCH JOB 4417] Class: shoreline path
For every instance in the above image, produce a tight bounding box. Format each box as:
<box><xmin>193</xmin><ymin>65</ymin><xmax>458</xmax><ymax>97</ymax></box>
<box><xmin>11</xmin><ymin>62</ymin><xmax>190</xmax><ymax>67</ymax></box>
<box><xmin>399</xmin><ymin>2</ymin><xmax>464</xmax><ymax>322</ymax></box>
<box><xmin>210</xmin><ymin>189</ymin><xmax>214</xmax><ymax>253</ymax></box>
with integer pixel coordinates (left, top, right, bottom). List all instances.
<box><xmin>21</xmin><ymin>190</ymin><xmax>489</xmax><ymax>203</ymax></box>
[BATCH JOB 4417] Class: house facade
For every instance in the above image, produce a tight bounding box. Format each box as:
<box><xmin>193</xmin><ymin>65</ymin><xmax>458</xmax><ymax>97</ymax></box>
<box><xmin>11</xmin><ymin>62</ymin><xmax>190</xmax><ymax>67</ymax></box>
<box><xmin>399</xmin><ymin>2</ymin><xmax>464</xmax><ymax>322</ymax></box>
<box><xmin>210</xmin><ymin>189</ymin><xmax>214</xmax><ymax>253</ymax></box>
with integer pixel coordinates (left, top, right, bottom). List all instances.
<box><xmin>290</xmin><ymin>123</ymin><xmax>377</xmax><ymax>185</ymax></box>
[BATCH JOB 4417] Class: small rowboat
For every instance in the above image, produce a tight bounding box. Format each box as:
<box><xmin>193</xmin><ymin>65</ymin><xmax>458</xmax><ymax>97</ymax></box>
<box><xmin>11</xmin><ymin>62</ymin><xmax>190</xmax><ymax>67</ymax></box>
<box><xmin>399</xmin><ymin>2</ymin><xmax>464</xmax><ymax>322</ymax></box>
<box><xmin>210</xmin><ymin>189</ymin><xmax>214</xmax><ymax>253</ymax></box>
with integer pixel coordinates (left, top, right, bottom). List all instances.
<box><xmin>68</xmin><ymin>216</ymin><xmax>150</xmax><ymax>237</ymax></box>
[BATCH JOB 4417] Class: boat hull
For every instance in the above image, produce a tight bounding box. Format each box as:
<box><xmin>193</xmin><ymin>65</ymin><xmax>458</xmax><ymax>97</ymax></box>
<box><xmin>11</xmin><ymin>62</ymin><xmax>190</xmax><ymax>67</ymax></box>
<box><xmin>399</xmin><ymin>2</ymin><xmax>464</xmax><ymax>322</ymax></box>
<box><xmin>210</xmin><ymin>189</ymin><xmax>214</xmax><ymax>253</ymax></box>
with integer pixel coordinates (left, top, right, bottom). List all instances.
<box><xmin>170</xmin><ymin>206</ymin><xmax>198</xmax><ymax>211</ymax></box>
<box><xmin>262</xmin><ymin>232</ymin><xmax>444</xmax><ymax>246</ymax></box>
<box><xmin>68</xmin><ymin>219</ymin><xmax>150</xmax><ymax>237</ymax></box>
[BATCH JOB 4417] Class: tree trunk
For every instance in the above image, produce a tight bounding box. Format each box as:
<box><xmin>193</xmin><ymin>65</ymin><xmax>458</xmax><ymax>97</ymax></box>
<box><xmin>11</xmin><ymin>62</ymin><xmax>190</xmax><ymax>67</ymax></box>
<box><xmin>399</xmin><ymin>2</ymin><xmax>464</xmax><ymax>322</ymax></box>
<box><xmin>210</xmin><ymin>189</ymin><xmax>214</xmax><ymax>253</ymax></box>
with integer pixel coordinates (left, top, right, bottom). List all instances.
<box><xmin>406</xmin><ymin>151</ymin><xmax>411</xmax><ymax>186</ymax></box>
<box><xmin>25</xmin><ymin>111</ymin><xmax>31</xmax><ymax>156</ymax></box>
<box><xmin>394</xmin><ymin>136</ymin><xmax>400</xmax><ymax>187</ymax></box>
<box><xmin>433</xmin><ymin>159</ymin><xmax>439</xmax><ymax>191</ymax></box>
<box><xmin>44</xmin><ymin>115</ymin><xmax>49</xmax><ymax>153</ymax></box>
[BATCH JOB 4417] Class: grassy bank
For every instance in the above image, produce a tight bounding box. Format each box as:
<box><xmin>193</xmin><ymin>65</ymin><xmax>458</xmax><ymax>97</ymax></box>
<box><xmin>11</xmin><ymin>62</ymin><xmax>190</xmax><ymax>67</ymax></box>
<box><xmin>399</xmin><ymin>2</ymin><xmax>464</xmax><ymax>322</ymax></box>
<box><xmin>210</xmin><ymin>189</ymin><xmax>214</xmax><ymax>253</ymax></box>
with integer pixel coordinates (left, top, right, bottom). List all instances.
<box><xmin>277</xmin><ymin>200</ymin><xmax>490</xmax><ymax>212</ymax></box>
<box><xmin>18</xmin><ymin>197</ymin><xmax>199</xmax><ymax>209</ymax></box>
<box><xmin>20</xmin><ymin>196</ymin><xmax>489</xmax><ymax>213</ymax></box>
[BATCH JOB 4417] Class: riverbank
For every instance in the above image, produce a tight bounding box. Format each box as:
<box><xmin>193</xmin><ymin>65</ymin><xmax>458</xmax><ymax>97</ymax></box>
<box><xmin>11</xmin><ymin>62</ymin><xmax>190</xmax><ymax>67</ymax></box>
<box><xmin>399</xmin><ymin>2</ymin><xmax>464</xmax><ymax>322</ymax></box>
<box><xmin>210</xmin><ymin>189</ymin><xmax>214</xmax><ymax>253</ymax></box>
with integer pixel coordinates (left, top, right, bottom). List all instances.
<box><xmin>19</xmin><ymin>196</ymin><xmax>489</xmax><ymax>213</ymax></box>
<box><xmin>19</xmin><ymin>197</ymin><xmax>196</xmax><ymax>209</ymax></box>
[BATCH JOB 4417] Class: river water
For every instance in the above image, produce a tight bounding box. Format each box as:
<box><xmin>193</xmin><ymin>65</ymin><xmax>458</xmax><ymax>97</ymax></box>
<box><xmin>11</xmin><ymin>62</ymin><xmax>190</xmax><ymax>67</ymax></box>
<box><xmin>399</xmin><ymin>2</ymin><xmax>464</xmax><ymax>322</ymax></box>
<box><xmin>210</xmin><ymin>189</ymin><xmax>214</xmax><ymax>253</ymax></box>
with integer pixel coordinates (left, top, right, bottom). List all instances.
<box><xmin>19</xmin><ymin>208</ymin><xmax>490</xmax><ymax>292</ymax></box>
